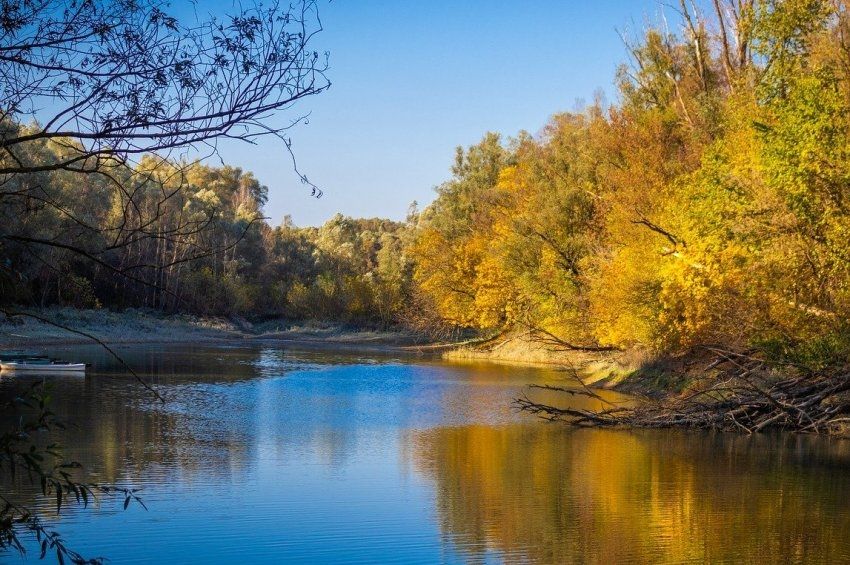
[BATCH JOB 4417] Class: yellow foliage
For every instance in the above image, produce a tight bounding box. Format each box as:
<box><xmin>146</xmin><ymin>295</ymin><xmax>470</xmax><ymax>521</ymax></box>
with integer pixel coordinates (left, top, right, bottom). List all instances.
<box><xmin>412</xmin><ymin>4</ymin><xmax>850</xmax><ymax>363</ymax></box>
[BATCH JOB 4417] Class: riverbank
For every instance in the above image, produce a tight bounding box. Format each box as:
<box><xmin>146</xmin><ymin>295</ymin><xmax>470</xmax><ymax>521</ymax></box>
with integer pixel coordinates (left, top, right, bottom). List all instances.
<box><xmin>445</xmin><ymin>331</ymin><xmax>650</xmax><ymax>386</ymax></box>
<box><xmin>446</xmin><ymin>331</ymin><xmax>731</xmax><ymax>402</ymax></box>
<box><xmin>7</xmin><ymin>308</ymin><xmax>837</xmax><ymax>434</ymax></box>
<box><xmin>0</xmin><ymin>308</ymin><xmax>679</xmax><ymax>394</ymax></box>
<box><xmin>0</xmin><ymin>308</ymin><xmax>425</xmax><ymax>350</ymax></box>
<box><xmin>0</xmin><ymin>309</ymin><xmax>655</xmax><ymax>385</ymax></box>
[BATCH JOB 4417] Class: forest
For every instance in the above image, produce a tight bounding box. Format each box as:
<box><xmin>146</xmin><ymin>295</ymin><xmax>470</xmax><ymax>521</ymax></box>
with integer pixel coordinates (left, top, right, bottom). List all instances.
<box><xmin>0</xmin><ymin>140</ymin><xmax>417</xmax><ymax>328</ymax></box>
<box><xmin>5</xmin><ymin>0</ymin><xmax>850</xmax><ymax>370</ymax></box>
<box><xmin>415</xmin><ymin>0</ymin><xmax>850</xmax><ymax>369</ymax></box>
<box><xmin>5</xmin><ymin>1</ymin><xmax>850</xmax><ymax>562</ymax></box>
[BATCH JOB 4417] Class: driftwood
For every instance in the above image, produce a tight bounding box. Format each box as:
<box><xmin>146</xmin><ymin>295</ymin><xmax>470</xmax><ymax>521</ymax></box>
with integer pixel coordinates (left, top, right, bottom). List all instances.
<box><xmin>515</xmin><ymin>349</ymin><xmax>850</xmax><ymax>436</ymax></box>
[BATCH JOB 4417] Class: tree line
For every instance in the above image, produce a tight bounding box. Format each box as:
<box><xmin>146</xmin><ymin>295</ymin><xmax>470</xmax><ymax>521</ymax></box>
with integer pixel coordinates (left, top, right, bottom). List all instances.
<box><xmin>1</xmin><ymin>140</ymin><xmax>416</xmax><ymax>327</ymax></box>
<box><xmin>7</xmin><ymin>0</ymin><xmax>850</xmax><ymax>366</ymax></box>
<box><xmin>414</xmin><ymin>0</ymin><xmax>850</xmax><ymax>366</ymax></box>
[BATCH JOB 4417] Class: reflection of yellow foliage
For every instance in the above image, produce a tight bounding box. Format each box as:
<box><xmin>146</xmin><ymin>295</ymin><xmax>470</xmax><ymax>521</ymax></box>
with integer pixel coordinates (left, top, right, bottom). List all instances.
<box><xmin>410</xmin><ymin>424</ymin><xmax>850</xmax><ymax>563</ymax></box>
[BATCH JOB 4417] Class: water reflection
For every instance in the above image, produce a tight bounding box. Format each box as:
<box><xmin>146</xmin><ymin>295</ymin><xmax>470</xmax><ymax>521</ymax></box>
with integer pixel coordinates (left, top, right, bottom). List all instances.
<box><xmin>410</xmin><ymin>425</ymin><xmax>850</xmax><ymax>563</ymax></box>
<box><xmin>0</xmin><ymin>345</ymin><xmax>849</xmax><ymax>563</ymax></box>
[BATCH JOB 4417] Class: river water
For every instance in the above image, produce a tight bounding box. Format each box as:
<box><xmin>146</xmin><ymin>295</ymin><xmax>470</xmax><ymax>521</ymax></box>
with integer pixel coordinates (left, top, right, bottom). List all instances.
<box><xmin>2</xmin><ymin>343</ymin><xmax>850</xmax><ymax>564</ymax></box>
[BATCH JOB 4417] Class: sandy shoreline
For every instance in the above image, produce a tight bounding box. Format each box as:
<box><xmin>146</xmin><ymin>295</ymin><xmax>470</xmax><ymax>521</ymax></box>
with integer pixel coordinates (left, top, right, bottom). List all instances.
<box><xmin>0</xmin><ymin>309</ymin><xmax>632</xmax><ymax>382</ymax></box>
<box><xmin>0</xmin><ymin>308</ymin><xmax>429</xmax><ymax>352</ymax></box>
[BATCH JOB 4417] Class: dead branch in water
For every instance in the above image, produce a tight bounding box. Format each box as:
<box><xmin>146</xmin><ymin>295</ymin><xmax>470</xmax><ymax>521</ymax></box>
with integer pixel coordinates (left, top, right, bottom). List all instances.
<box><xmin>515</xmin><ymin>349</ymin><xmax>850</xmax><ymax>436</ymax></box>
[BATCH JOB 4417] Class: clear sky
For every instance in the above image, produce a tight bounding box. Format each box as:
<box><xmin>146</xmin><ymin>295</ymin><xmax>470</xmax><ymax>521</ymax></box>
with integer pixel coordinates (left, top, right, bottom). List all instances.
<box><xmin>211</xmin><ymin>1</ymin><xmax>679</xmax><ymax>227</ymax></box>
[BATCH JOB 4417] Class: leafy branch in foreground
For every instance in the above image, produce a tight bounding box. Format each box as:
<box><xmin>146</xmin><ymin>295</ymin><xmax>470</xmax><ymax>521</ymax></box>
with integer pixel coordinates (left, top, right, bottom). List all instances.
<box><xmin>0</xmin><ymin>383</ymin><xmax>146</xmax><ymax>563</ymax></box>
<box><xmin>1</xmin><ymin>0</ymin><xmax>330</xmax><ymax>315</ymax></box>
<box><xmin>1</xmin><ymin>0</ymin><xmax>331</xmax><ymax>561</ymax></box>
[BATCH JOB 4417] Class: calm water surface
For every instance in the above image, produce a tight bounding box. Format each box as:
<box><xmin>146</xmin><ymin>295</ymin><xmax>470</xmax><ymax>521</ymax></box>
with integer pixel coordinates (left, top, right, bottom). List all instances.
<box><xmin>2</xmin><ymin>343</ymin><xmax>850</xmax><ymax>564</ymax></box>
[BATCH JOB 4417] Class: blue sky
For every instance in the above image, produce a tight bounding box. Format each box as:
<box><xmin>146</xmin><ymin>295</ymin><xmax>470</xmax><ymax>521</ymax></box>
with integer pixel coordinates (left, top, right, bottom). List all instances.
<box><xmin>211</xmin><ymin>1</ymin><xmax>680</xmax><ymax>226</ymax></box>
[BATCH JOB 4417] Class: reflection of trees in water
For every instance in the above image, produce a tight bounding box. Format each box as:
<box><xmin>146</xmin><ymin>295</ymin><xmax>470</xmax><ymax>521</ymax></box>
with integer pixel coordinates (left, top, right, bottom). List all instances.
<box><xmin>0</xmin><ymin>344</ymin><xmax>390</xmax><ymax>521</ymax></box>
<box><xmin>0</xmin><ymin>369</ymin><xmax>253</xmax><ymax>520</ymax></box>
<box><xmin>409</xmin><ymin>425</ymin><xmax>850</xmax><ymax>563</ymax></box>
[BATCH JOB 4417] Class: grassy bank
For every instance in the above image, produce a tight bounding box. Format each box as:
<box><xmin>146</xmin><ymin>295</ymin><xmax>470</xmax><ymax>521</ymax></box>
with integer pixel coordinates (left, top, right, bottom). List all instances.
<box><xmin>443</xmin><ymin>331</ymin><xmax>723</xmax><ymax>400</ymax></box>
<box><xmin>443</xmin><ymin>331</ymin><xmax>643</xmax><ymax>385</ymax></box>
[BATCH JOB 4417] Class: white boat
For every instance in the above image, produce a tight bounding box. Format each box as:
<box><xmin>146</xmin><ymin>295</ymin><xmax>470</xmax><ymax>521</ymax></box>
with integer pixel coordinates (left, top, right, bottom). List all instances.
<box><xmin>0</xmin><ymin>361</ymin><xmax>86</xmax><ymax>373</ymax></box>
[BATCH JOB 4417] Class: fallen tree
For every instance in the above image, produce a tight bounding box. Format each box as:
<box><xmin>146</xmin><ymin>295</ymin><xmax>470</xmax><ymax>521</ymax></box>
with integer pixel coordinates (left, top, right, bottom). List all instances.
<box><xmin>515</xmin><ymin>348</ymin><xmax>850</xmax><ymax>436</ymax></box>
